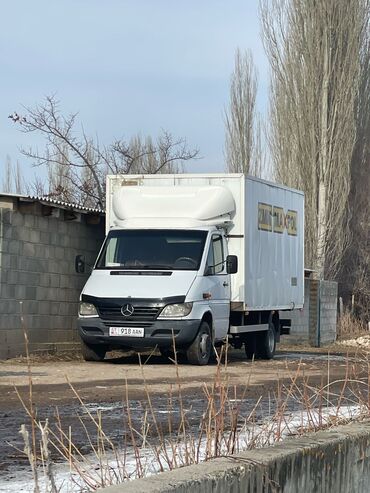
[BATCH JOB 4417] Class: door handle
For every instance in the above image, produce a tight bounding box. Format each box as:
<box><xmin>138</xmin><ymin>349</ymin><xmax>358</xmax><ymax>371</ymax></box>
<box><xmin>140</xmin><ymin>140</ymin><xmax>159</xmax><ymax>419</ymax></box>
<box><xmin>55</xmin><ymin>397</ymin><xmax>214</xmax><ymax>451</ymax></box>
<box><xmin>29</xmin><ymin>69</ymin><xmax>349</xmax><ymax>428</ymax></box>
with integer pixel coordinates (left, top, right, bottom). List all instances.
<box><xmin>223</xmin><ymin>281</ymin><xmax>229</xmax><ymax>287</ymax></box>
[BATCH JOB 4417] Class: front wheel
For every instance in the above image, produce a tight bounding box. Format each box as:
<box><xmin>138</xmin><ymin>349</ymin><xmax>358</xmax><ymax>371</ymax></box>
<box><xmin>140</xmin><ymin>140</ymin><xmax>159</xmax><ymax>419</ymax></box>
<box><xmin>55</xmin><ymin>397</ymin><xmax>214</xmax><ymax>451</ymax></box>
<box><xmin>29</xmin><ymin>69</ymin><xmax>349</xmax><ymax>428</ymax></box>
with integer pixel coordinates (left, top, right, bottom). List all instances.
<box><xmin>186</xmin><ymin>321</ymin><xmax>212</xmax><ymax>365</ymax></box>
<box><xmin>81</xmin><ymin>340</ymin><xmax>106</xmax><ymax>362</ymax></box>
<box><xmin>244</xmin><ymin>334</ymin><xmax>257</xmax><ymax>360</ymax></box>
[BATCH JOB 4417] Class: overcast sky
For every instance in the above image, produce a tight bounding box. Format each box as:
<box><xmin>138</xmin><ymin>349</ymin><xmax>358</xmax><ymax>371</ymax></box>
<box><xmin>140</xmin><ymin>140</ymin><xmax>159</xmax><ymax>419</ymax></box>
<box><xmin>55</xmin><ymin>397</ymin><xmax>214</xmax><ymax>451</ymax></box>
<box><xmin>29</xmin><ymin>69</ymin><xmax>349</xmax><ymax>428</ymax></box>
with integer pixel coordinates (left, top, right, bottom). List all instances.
<box><xmin>0</xmin><ymin>0</ymin><xmax>269</xmax><ymax>188</ymax></box>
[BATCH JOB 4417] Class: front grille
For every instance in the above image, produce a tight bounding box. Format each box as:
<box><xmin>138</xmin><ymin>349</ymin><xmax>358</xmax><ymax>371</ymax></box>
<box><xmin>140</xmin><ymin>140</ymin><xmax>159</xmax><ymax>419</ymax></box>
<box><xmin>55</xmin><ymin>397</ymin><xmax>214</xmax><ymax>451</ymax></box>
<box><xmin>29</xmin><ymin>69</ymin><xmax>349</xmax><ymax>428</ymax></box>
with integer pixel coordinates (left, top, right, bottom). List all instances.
<box><xmin>97</xmin><ymin>305</ymin><xmax>161</xmax><ymax>322</ymax></box>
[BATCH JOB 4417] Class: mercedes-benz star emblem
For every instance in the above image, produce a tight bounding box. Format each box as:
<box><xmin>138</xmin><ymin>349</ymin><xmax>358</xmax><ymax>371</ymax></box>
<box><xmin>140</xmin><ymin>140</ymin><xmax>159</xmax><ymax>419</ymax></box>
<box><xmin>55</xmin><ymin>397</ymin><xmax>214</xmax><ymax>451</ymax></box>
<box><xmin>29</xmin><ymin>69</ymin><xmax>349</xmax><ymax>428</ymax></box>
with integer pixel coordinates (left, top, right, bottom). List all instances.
<box><xmin>121</xmin><ymin>304</ymin><xmax>135</xmax><ymax>317</ymax></box>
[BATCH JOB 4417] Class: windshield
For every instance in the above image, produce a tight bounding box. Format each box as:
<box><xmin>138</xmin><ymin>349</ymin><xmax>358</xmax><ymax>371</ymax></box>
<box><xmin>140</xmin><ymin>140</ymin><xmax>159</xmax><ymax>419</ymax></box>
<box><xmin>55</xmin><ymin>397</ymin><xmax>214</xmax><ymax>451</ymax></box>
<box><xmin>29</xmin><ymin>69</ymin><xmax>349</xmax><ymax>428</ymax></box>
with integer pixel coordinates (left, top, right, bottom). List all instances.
<box><xmin>96</xmin><ymin>229</ymin><xmax>208</xmax><ymax>271</ymax></box>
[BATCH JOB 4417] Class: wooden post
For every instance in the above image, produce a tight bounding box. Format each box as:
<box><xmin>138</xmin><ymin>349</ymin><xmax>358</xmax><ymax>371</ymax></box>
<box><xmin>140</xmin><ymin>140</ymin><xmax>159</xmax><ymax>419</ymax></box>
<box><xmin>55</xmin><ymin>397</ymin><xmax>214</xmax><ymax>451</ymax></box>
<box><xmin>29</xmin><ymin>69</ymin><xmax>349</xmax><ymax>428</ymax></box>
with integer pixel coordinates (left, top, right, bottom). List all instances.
<box><xmin>339</xmin><ymin>297</ymin><xmax>344</xmax><ymax>317</ymax></box>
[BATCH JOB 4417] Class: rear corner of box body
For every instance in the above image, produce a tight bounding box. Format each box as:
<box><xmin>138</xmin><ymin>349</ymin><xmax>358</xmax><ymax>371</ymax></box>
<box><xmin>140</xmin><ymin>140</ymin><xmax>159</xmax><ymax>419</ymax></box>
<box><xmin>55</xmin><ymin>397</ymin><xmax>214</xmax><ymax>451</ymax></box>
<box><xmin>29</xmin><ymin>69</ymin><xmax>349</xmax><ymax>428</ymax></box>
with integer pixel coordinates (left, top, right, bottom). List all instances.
<box><xmin>244</xmin><ymin>176</ymin><xmax>304</xmax><ymax>311</ymax></box>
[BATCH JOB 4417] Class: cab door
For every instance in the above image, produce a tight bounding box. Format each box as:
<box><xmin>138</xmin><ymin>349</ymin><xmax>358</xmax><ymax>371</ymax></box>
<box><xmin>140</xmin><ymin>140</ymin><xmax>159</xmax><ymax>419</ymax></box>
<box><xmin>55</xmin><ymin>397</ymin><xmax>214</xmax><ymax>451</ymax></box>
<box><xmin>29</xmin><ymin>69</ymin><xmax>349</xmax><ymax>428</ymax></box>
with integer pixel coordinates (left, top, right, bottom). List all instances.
<box><xmin>203</xmin><ymin>233</ymin><xmax>230</xmax><ymax>341</ymax></box>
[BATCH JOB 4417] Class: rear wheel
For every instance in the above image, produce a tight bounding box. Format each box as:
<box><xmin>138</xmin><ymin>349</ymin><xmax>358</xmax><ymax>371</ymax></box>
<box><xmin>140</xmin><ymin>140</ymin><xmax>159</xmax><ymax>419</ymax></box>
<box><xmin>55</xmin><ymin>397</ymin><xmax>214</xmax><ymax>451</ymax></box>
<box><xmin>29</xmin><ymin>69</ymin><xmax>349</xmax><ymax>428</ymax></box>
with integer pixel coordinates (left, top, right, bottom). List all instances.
<box><xmin>186</xmin><ymin>321</ymin><xmax>212</xmax><ymax>365</ymax></box>
<box><xmin>81</xmin><ymin>341</ymin><xmax>106</xmax><ymax>362</ymax></box>
<box><xmin>257</xmin><ymin>322</ymin><xmax>276</xmax><ymax>360</ymax></box>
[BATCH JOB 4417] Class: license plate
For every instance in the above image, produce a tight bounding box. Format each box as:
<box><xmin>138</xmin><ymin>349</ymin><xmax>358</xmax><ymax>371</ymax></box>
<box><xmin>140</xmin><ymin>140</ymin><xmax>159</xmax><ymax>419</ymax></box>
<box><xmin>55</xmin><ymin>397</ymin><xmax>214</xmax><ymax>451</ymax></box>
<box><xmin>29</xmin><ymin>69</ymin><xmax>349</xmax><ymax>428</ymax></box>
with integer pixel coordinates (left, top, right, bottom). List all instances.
<box><xmin>109</xmin><ymin>327</ymin><xmax>144</xmax><ymax>337</ymax></box>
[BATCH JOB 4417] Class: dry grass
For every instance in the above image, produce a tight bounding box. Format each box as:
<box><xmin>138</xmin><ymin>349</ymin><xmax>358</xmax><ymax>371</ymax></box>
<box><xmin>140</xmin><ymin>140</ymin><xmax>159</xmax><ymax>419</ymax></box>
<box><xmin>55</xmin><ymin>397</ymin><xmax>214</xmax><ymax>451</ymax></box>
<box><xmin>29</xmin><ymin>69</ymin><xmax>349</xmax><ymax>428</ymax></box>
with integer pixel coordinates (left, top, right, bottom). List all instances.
<box><xmin>12</xmin><ymin>335</ymin><xmax>370</xmax><ymax>492</ymax></box>
<box><xmin>337</xmin><ymin>310</ymin><xmax>369</xmax><ymax>341</ymax></box>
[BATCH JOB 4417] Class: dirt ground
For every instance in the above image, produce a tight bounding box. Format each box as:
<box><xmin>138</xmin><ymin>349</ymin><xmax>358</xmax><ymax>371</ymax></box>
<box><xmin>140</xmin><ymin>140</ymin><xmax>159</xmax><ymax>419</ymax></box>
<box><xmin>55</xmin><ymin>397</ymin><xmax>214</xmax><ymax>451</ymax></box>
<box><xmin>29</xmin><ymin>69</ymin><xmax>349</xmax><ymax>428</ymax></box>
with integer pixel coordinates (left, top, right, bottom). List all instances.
<box><xmin>0</xmin><ymin>344</ymin><xmax>358</xmax><ymax>412</ymax></box>
<box><xmin>0</xmin><ymin>343</ymin><xmax>365</xmax><ymax>480</ymax></box>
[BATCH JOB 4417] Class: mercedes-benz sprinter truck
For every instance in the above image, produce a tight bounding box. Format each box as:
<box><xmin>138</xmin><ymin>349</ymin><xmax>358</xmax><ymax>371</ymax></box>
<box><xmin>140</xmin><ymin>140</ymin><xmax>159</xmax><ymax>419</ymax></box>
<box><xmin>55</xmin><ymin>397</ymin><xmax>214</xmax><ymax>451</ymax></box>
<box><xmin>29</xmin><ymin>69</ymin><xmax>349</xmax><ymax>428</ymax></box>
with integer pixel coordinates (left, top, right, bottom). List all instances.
<box><xmin>76</xmin><ymin>174</ymin><xmax>304</xmax><ymax>365</ymax></box>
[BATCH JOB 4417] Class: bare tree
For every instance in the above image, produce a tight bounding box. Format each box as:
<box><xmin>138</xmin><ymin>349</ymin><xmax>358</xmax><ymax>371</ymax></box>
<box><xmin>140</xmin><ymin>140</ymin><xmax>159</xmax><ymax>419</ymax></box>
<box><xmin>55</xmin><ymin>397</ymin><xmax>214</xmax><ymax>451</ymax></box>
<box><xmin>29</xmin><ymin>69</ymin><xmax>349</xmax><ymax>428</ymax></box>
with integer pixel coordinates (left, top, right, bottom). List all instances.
<box><xmin>1</xmin><ymin>155</ymin><xmax>28</xmax><ymax>194</ymax></box>
<box><xmin>2</xmin><ymin>155</ymin><xmax>12</xmax><ymax>193</ymax></box>
<box><xmin>224</xmin><ymin>48</ymin><xmax>263</xmax><ymax>176</ymax></box>
<box><xmin>261</xmin><ymin>0</ymin><xmax>369</xmax><ymax>280</ymax></box>
<box><xmin>11</xmin><ymin>96</ymin><xmax>199</xmax><ymax>208</ymax></box>
<box><xmin>340</xmin><ymin>29</ymin><xmax>370</xmax><ymax>319</ymax></box>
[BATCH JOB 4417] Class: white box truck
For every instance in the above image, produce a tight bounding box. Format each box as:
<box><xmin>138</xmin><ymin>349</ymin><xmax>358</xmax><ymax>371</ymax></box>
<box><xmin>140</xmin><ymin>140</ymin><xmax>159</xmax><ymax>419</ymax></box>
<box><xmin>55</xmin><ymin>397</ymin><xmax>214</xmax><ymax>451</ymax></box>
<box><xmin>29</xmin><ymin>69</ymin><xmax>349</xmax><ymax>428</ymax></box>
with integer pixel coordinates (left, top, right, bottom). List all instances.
<box><xmin>76</xmin><ymin>174</ymin><xmax>304</xmax><ymax>365</ymax></box>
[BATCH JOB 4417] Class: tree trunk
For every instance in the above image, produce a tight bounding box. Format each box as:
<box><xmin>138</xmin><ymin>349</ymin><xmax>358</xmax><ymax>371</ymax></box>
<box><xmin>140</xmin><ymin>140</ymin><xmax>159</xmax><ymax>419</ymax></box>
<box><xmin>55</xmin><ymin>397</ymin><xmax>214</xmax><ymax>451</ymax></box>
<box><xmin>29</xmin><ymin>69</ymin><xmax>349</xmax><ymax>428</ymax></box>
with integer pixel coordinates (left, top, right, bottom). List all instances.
<box><xmin>316</xmin><ymin>28</ymin><xmax>329</xmax><ymax>279</ymax></box>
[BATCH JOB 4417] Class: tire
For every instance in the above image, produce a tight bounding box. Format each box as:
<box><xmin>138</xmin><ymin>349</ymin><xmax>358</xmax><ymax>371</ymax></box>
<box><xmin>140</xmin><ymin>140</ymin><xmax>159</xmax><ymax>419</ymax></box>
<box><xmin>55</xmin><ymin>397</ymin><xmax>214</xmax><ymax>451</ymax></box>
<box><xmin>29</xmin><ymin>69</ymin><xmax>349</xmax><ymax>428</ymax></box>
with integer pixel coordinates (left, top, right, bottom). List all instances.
<box><xmin>244</xmin><ymin>334</ymin><xmax>257</xmax><ymax>360</ymax></box>
<box><xmin>159</xmin><ymin>347</ymin><xmax>172</xmax><ymax>359</ymax></box>
<box><xmin>81</xmin><ymin>341</ymin><xmax>106</xmax><ymax>362</ymax></box>
<box><xmin>257</xmin><ymin>322</ymin><xmax>276</xmax><ymax>360</ymax></box>
<box><xmin>186</xmin><ymin>321</ymin><xmax>212</xmax><ymax>366</ymax></box>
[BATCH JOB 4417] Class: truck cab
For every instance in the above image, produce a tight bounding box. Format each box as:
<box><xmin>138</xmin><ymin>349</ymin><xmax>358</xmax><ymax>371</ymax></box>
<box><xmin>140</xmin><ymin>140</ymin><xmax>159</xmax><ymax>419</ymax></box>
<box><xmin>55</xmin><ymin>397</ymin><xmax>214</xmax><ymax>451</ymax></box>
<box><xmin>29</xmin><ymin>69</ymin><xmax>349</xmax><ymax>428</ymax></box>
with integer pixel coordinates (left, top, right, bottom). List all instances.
<box><xmin>78</xmin><ymin>226</ymin><xmax>237</xmax><ymax>365</ymax></box>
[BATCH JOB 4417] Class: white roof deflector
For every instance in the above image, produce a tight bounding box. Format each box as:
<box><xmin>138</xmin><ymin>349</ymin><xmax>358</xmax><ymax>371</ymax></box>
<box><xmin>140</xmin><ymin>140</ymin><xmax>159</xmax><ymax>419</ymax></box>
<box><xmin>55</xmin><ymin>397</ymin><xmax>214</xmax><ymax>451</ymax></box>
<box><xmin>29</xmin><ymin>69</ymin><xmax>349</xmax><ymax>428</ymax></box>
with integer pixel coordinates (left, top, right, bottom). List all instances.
<box><xmin>112</xmin><ymin>186</ymin><xmax>236</xmax><ymax>228</ymax></box>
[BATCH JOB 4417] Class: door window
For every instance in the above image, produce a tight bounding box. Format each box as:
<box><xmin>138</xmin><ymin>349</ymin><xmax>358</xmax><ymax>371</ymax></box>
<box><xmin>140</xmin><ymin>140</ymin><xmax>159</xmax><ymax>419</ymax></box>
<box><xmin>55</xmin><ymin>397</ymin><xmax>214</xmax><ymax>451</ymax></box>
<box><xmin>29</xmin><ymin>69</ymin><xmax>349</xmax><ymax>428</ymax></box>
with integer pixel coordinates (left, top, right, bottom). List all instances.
<box><xmin>206</xmin><ymin>235</ymin><xmax>225</xmax><ymax>275</ymax></box>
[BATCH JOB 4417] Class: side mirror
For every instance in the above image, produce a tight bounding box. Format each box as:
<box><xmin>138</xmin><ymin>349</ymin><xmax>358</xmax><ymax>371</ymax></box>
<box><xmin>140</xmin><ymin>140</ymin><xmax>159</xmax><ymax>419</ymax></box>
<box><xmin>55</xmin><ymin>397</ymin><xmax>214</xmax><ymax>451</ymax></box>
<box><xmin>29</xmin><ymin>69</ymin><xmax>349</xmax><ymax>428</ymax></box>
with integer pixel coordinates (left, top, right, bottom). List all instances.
<box><xmin>226</xmin><ymin>255</ymin><xmax>238</xmax><ymax>274</ymax></box>
<box><xmin>75</xmin><ymin>255</ymin><xmax>86</xmax><ymax>274</ymax></box>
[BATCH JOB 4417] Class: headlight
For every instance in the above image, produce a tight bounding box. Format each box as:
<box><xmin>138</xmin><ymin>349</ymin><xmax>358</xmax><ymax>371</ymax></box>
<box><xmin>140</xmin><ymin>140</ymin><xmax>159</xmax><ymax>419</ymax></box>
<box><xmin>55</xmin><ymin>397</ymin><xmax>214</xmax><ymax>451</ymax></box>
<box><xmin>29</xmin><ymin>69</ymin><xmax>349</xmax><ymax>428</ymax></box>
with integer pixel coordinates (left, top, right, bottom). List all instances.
<box><xmin>158</xmin><ymin>302</ymin><xmax>193</xmax><ymax>319</ymax></box>
<box><xmin>79</xmin><ymin>302</ymin><xmax>98</xmax><ymax>317</ymax></box>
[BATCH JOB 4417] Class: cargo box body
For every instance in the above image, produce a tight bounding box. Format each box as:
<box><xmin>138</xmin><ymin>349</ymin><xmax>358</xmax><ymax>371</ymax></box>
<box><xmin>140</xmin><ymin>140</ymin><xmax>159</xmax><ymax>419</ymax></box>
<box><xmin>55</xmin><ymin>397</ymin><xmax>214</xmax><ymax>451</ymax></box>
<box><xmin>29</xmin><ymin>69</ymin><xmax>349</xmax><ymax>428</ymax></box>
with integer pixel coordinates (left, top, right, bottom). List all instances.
<box><xmin>106</xmin><ymin>174</ymin><xmax>304</xmax><ymax>312</ymax></box>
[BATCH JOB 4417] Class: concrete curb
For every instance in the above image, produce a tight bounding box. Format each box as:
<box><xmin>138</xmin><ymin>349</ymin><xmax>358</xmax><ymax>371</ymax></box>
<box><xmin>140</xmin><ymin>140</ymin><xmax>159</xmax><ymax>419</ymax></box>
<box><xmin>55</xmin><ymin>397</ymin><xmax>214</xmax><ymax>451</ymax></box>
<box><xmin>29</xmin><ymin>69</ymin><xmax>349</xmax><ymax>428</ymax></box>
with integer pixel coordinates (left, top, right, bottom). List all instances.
<box><xmin>98</xmin><ymin>421</ymin><xmax>370</xmax><ymax>492</ymax></box>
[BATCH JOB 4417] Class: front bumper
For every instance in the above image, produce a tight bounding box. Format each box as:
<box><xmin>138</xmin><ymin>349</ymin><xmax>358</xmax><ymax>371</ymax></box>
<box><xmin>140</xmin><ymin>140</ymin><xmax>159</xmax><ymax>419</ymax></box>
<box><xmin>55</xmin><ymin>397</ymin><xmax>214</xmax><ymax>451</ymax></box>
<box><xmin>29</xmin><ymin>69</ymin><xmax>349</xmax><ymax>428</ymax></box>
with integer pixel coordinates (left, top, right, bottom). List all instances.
<box><xmin>78</xmin><ymin>317</ymin><xmax>200</xmax><ymax>349</ymax></box>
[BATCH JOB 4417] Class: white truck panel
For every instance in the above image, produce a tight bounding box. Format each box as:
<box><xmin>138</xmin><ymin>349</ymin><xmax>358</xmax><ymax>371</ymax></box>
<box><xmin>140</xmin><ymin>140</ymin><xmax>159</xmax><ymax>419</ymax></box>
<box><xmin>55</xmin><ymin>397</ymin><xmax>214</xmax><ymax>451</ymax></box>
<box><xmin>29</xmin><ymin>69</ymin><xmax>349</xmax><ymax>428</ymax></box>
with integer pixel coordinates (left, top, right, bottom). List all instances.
<box><xmin>245</xmin><ymin>176</ymin><xmax>304</xmax><ymax>310</ymax></box>
<box><xmin>106</xmin><ymin>173</ymin><xmax>304</xmax><ymax>311</ymax></box>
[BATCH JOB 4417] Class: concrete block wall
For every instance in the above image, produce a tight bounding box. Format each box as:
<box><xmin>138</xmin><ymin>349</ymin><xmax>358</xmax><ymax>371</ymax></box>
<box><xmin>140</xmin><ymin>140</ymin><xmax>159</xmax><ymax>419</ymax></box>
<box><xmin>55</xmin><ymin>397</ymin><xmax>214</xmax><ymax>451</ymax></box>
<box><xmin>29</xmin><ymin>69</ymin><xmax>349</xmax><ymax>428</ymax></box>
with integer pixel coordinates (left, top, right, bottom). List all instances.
<box><xmin>308</xmin><ymin>279</ymin><xmax>320</xmax><ymax>346</ymax></box>
<box><xmin>319</xmin><ymin>280</ymin><xmax>338</xmax><ymax>345</ymax></box>
<box><xmin>0</xmin><ymin>201</ymin><xmax>105</xmax><ymax>359</ymax></box>
<box><xmin>281</xmin><ymin>278</ymin><xmax>337</xmax><ymax>347</ymax></box>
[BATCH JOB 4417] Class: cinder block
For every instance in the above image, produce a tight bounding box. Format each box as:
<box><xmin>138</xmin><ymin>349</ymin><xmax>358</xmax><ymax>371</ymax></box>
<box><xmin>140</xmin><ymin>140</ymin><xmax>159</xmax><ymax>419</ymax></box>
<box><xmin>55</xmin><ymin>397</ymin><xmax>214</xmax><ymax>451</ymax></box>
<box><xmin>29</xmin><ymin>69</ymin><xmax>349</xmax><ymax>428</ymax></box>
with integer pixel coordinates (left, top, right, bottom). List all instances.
<box><xmin>2</xmin><ymin>284</ymin><xmax>16</xmax><ymax>299</ymax></box>
<box><xmin>22</xmin><ymin>242</ymin><xmax>36</xmax><ymax>257</ymax></box>
<box><xmin>41</xmin><ymin>315</ymin><xmax>52</xmax><ymax>330</ymax></box>
<box><xmin>0</xmin><ymin>254</ymin><xmax>10</xmax><ymax>269</ymax></box>
<box><xmin>0</xmin><ymin>238</ymin><xmax>9</xmax><ymax>253</ymax></box>
<box><xmin>50</xmin><ymin>274</ymin><xmax>60</xmax><ymax>288</ymax></box>
<box><xmin>18</xmin><ymin>271</ymin><xmax>41</xmax><ymax>286</ymax></box>
<box><xmin>28</xmin><ymin>327</ymin><xmax>50</xmax><ymax>343</ymax></box>
<box><xmin>1</xmin><ymin>209</ymin><xmax>13</xmax><ymax>224</ymax></box>
<box><xmin>60</xmin><ymin>275</ymin><xmax>71</xmax><ymax>289</ymax></box>
<box><xmin>49</xmin><ymin>302</ymin><xmax>60</xmax><ymax>315</ymax></box>
<box><xmin>39</xmin><ymin>301</ymin><xmax>50</xmax><ymax>315</ymax></box>
<box><xmin>66</xmin><ymin>289</ymin><xmax>80</xmax><ymax>303</ymax></box>
<box><xmin>38</xmin><ymin>217</ymin><xmax>51</xmax><ymax>232</ymax></box>
<box><xmin>25</xmin><ymin>286</ymin><xmax>37</xmax><ymax>300</ymax></box>
<box><xmin>0</xmin><ymin>315</ymin><xmax>21</xmax><ymax>330</ymax></box>
<box><xmin>2</xmin><ymin>224</ymin><xmax>14</xmax><ymax>240</ymax></box>
<box><xmin>68</xmin><ymin>302</ymin><xmax>79</xmax><ymax>316</ymax></box>
<box><xmin>54</xmin><ymin>246</ymin><xmax>65</xmax><ymax>260</ymax></box>
<box><xmin>55</xmin><ymin>288</ymin><xmax>67</xmax><ymax>302</ymax></box>
<box><xmin>34</xmin><ymin>244</ymin><xmax>47</xmax><ymax>259</ymax></box>
<box><xmin>49</xmin><ymin>315</ymin><xmax>63</xmax><ymax>330</ymax></box>
<box><xmin>0</xmin><ymin>300</ymin><xmax>15</xmax><ymax>314</ymax></box>
<box><xmin>49</xmin><ymin>328</ymin><xmax>74</xmax><ymax>343</ymax></box>
<box><xmin>46</xmin><ymin>288</ymin><xmax>59</xmax><ymax>302</ymax></box>
<box><xmin>24</xmin><ymin>301</ymin><xmax>39</xmax><ymax>315</ymax></box>
<box><xmin>48</xmin><ymin>259</ymin><xmax>58</xmax><ymax>273</ymax></box>
<box><xmin>29</xmin><ymin>230</ymin><xmax>40</xmax><ymax>243</ymax></box>
<box><xmin>18</xmin><ymin>227</ymin><xmax>32</xmax><ymax>242</ymax></box>
<box><xmin>39</xmin><ymin>273</ymin><xmax>48</xmax><ymax>287</ymax></box>
<box><xmin>45</xmin><ymin>245</ymin><xmax>55</xmax><ymax>259</ymax></box>
<box><xmin>8</xmin><ymin>239</ymin><xmax>21</xmax><ymax>255</ymax></box>
<box><xmin>40</xmin><ymin>231</ymin><xmax>51</xmax><ymax>244</ymax></box>
<box><xmin>57</xmin><ymin>260</ymin><xmax>70</xmax><ymax>274</ymax></box>
<box><xmin>24</xmin><ymin>214</ymin><xmax>36</xmax><ymax>228</ymax></box>
<box><xmin>48</xmin><ymin>218</ymin><xmax>60</xmax><ymax>233</ymax></box>
<box><xmin>4</xmin><ymin>328</ymin><xmax>25</xmax><ymax>345</ymax></box>
<box><xmin>36</xmin><ymin>286</ymin><xmax>50</xmax><ymax>301</ymax></box>
<box><xmin>9</xmin><ymin>255</ymin><xmax>19</xmax><ymax>270</ymax></box>
<box><xmin>60</xmin><ymin>234</ymin><xmax>71</xmax><ymax>248</ymax></box>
